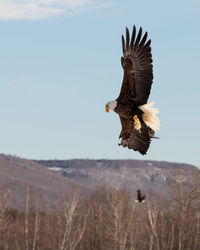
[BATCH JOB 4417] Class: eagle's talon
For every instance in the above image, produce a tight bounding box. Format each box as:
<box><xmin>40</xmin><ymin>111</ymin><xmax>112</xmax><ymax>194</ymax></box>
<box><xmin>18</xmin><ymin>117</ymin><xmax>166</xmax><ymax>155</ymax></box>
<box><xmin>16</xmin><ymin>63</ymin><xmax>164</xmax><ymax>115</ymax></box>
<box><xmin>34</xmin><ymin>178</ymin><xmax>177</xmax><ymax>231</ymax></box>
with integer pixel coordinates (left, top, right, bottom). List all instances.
<box><xmin>133</xmin><ymin>115</ymin><xmax>142</xmax><ymax>133</ymax></box>
<box><xmin>133</xmin><ymin>115</ymin><xmax>138</xmax><ymax>121</ymax></box>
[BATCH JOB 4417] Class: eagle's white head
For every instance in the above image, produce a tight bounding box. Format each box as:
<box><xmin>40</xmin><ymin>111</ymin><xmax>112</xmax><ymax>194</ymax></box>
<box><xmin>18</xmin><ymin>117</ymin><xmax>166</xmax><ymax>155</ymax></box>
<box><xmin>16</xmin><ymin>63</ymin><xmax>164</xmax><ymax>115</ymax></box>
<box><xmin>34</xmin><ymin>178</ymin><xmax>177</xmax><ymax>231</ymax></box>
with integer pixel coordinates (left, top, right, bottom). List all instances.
<box><xmin>105</xmin><ymin>100</ymin><xmax>117</xmax><ymax>113</ymax></box>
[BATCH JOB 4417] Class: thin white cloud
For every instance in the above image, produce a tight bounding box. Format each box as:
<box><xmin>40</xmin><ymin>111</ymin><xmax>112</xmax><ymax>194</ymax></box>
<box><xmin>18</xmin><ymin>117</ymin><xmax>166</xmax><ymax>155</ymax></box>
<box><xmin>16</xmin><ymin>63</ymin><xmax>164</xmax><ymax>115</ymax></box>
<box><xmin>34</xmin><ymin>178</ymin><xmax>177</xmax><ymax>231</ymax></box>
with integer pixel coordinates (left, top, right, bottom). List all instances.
<box><xmin>7</xmin><ymin>76</ymin><xmax>24</xmax><ymax>87</ymax></box>
<box><xmin>0</xmin><ymin>0</ymin><xmax>111</xmax><ymax>20</ymax></box>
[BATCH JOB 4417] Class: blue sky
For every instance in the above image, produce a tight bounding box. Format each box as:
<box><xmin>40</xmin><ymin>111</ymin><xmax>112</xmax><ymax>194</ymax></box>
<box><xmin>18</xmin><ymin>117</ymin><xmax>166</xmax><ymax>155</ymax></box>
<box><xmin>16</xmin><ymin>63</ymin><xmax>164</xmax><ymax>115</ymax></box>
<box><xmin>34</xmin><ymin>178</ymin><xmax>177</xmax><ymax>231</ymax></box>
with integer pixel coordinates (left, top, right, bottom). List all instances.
<box><xmin>0</xmin><ymin>0</ymin><xmax>199</xmax><ymax>167</ymax></box>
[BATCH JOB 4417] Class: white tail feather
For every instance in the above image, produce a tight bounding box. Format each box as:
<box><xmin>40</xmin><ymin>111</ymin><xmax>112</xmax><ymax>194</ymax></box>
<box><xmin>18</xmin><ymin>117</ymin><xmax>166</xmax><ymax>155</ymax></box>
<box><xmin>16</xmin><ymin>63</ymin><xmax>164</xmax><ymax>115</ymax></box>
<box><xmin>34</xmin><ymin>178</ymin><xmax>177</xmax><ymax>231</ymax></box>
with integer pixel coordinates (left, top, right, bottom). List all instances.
<box><xmin>139</xmin><ymin>101</ymin><xmax>160</xmax><ymax>131</ymax></box>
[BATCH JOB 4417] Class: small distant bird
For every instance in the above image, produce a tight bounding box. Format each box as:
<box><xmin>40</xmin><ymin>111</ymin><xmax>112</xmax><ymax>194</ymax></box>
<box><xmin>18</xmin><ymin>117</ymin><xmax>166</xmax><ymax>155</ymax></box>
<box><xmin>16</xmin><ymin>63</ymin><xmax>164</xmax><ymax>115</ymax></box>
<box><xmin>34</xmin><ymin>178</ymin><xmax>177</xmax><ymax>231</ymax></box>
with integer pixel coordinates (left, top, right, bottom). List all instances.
<box><xmin>135</xmin><ymin>190</ymin><xmax>145</xmax><ymax>203</ymax></box>
<box><xmin>105</xmin><ymin>25</ymin><xmax>160</xmax><ymax>155</ymax></box>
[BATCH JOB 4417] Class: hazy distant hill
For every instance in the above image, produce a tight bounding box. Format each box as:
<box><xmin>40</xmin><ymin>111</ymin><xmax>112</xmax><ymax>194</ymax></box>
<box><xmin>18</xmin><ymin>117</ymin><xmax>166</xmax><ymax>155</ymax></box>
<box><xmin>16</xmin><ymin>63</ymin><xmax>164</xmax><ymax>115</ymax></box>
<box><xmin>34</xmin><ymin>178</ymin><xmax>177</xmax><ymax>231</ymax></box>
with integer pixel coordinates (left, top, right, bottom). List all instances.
<box><xmin>0</xmin><ymin>153</ymin><xmax>199</xmax><ymax>208</ymax></box>
<box><xmin>0</xmin><ymin>154</ymin><xmax>83</xmax><ymax>208</ymax></box>
<box><xmin>37</xmin><ymin>159</ymin><xmax>199</xmax><ymax>192</ymax></box>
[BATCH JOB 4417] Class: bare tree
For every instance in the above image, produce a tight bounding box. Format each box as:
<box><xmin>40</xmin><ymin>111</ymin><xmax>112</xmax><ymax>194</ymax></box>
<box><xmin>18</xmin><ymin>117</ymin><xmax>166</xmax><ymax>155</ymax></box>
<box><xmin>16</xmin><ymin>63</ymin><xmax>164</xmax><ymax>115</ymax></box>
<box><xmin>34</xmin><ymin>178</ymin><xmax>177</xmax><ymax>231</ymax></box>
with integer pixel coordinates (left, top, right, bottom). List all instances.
<box><xmin>166</xmin><ymin>169</ymin><xmax>200</xmax><ymax>250</ymax></box>
<box><xmin>0</xmin><ymin>190</ymin><xmax>12</xmax><ymax>249</ymax></box>
<box><xmin>32</xmin><ymin>198</ymin><xmax>41</xmax><ymax>250</ymax></box>
<box><xmin>57</xmin><ymin>189</ymin><xmax>90</xmax><ymax>250</ymax></box>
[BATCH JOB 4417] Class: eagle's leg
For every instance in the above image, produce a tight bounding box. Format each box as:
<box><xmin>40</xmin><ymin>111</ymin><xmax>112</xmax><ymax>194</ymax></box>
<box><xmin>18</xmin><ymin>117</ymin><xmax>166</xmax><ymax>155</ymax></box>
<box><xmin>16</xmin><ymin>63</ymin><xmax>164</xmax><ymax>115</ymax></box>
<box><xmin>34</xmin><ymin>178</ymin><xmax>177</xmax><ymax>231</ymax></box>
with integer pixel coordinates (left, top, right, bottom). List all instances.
<box><xmin>133</xmin><ymin>115</ymin><xmax>141</xmax><ymax>133</ymax></box>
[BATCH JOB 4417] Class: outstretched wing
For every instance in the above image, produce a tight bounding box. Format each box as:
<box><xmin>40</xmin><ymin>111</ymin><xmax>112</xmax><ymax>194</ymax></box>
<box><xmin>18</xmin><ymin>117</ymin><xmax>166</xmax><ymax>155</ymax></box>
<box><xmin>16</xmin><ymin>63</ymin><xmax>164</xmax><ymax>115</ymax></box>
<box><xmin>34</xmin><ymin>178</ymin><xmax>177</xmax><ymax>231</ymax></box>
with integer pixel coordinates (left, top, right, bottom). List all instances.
<box><xmin>128</xmin><ymin>123</ymin><xmax>151</xmax><ymax>155</ymax></box>
<box><xmin>117</xmin><ymin>26</ymin><xmax>153</xmax><ymax>105</ymax></box>
<box><xmin>119</xmin><ymin>116</ymin><xmax>151</xmax><ymax>155</ymax></box>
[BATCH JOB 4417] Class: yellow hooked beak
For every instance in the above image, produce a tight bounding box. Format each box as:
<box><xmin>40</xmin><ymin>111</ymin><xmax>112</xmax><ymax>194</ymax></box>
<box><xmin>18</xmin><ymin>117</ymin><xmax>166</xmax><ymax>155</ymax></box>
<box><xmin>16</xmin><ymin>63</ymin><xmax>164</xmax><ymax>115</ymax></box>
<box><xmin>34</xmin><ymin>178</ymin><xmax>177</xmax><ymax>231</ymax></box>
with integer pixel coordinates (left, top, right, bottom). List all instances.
<box><xmin>105</xmin><ymin>106</ymin><xmax>109</xmax><ymax>113</ymax></box>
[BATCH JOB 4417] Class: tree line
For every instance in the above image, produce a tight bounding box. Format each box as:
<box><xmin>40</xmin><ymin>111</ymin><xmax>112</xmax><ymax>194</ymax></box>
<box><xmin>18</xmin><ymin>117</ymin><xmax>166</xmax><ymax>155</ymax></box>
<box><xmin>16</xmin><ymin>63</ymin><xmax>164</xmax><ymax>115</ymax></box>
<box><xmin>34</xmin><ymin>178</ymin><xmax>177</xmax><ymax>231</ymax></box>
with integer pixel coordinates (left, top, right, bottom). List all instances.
<box><xmin>0</xmin><ymin>170</ymin><xmax>200</xmax><ymax>250</ymax></box>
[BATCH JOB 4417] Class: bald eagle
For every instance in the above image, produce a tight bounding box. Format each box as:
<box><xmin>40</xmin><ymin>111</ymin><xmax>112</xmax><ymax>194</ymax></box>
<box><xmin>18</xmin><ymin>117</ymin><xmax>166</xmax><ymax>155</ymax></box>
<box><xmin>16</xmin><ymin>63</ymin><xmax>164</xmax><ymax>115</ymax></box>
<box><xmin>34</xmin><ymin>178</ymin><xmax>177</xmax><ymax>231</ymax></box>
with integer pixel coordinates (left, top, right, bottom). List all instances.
<box><xmin>105</xmin><ymin>26</ymin><xmax>160</xmax><ymax>155</ymax></box>
<box><xmin>135</xmin><ymin>189</ymin><xmax>145</xmax><ymax>203</ymax></box>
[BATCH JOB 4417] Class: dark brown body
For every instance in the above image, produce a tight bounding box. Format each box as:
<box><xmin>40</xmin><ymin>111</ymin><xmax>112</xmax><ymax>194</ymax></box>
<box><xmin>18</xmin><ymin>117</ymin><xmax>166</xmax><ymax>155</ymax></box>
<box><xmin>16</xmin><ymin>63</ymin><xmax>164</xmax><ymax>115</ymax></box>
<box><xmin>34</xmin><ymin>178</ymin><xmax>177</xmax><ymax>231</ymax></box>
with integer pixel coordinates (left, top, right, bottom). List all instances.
<box><xmin>114</xmin><ymin>96</ymin><xmax>143</xmax><ymax>121</ymax></box>
<box><xmin>137</xmin><ymin>190</ymin><xmax>145</xmax><ymax>202</ymax></box>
